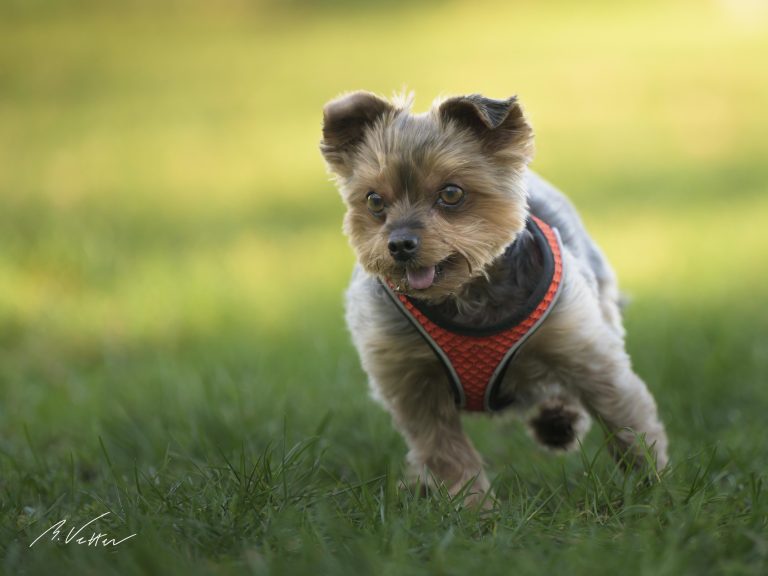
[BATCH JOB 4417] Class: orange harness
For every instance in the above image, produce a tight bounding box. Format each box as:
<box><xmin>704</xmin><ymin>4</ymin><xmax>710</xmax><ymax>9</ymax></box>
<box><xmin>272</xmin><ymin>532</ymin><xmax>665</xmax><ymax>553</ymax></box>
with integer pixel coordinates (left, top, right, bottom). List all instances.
<box><xmin>381</xmin><ymin>216</ymin><xmax>564</xmax><ymax>412</ymax></box>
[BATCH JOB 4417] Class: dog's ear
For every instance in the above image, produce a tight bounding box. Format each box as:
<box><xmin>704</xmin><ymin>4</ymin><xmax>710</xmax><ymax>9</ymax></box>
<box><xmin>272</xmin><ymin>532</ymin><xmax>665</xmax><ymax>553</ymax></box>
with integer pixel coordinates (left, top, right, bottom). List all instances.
<box><xmin>320</xmin><ymin>91</ymin><xmax>393</xmax><ymax>174</ymax></box>
<box><xmin>439</xmin><ymin>95</ymin><xmax>533</xmax><ymax>161</ymax></box>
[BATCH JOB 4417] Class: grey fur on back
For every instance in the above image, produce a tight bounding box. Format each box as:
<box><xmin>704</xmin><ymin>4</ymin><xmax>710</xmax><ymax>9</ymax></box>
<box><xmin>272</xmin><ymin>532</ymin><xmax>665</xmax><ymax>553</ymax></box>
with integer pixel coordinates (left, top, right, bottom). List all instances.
<box><xmin>526</xmin><ymin>170</ymin><xmax>615</xmax><ymax>291</ymax></box>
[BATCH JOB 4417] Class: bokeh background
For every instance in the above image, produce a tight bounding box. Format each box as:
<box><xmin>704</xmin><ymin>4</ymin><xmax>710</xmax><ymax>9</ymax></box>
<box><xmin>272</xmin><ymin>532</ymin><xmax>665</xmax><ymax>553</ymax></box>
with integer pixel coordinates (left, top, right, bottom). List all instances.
<box><xmin>1</xmin><ymin>0</ymin><xmax>767</xmax><ymax>573</ymax></box>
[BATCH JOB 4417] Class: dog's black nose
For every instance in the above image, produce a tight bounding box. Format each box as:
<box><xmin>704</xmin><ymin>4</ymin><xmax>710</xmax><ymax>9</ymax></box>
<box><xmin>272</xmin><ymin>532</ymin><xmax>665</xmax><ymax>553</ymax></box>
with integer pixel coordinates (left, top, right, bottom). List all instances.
<box><xmin>388</xmin><ymin>231</ymin><xmax>420</xmax><ymax>262</ymax></box>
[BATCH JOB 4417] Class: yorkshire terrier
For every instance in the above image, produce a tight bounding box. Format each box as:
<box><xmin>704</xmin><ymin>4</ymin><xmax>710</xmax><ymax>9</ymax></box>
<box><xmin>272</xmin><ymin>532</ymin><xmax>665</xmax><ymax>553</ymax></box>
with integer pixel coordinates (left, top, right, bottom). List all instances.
<box><xmin>320</xmin><ymin>91</ymin><xmax>668</xmax><ymax>506</ymax></box>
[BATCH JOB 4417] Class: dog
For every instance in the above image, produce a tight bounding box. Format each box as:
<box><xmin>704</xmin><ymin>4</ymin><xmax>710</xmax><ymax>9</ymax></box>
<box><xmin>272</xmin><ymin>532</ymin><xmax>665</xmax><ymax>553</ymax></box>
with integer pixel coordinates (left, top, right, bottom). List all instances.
<box><xmin>320</xmin><ymin>91</ymin><xmax>668</xmax><ymax>506</ymax></box>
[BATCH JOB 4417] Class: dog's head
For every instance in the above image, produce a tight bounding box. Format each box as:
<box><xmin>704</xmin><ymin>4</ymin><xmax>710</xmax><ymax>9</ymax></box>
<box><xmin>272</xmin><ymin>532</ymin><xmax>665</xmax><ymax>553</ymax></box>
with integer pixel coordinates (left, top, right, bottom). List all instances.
<box><xmin>320</xmin><ymin>91</ymin><xmax>534</xmax><ymax>300</ymax></box>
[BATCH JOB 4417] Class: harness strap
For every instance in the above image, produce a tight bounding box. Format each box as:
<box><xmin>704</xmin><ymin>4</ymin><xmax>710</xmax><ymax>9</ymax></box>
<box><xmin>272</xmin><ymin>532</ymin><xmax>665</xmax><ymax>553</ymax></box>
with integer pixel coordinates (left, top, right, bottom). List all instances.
<box><xmin>380</xmin><ymin>216</ymin><xmax>564</xmax><ymax>412</ymax></box>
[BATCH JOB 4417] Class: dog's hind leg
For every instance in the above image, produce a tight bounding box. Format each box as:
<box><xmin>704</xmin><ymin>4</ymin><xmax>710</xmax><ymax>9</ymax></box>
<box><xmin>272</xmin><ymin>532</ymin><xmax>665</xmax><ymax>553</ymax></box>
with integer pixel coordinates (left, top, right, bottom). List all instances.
<box><xmin>534</xmin><ymin>269</ymin><xmax>669</xmax><ymax>471</ymax></box>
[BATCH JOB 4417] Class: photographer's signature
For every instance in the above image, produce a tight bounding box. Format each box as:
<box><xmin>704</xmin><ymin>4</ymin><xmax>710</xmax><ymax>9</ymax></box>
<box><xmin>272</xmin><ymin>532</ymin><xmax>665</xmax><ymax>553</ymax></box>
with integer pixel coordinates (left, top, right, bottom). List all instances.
<box><xmin>29</xmin><ymin>512</ymin><xmax>137</xmax><ymax>548</ymax></box>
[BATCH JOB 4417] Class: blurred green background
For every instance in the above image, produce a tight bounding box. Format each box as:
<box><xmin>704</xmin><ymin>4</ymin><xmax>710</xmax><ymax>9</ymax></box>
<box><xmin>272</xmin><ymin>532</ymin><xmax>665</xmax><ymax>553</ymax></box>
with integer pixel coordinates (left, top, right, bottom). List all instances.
<box><xmin>1</xmin><ymin>0</ymin><xmax>767</xmax><ymax>573</ymax></box>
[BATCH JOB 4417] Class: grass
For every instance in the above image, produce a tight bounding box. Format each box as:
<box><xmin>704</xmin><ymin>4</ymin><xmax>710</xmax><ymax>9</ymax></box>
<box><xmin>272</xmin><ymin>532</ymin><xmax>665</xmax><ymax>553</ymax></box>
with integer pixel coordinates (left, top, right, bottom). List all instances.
<box><xmin>1</xmin><ymin>0</ymin><xmax>767</xmax><ymax>574</ymax></box>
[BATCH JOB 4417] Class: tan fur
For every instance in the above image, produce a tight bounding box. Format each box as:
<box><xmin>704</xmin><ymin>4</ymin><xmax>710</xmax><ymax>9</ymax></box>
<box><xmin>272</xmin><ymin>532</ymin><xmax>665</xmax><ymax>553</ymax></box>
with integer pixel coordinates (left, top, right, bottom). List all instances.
<box><xmin>322</xmin><ymin>91</ymin><xmax>668</xmax><ymax>507</ymax></box>
<box><xmin>326</xmin><ymin>92</ymin><xmax>529</xmax><ymax>300</ymax></box>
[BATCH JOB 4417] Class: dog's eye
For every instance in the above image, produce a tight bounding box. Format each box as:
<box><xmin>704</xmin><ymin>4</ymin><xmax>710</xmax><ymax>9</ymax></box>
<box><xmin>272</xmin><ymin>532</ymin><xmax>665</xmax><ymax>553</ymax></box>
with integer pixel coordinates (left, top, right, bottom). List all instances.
<box><xmin>366</xmin><ymin>191</ymin><xmax>385</xmax><ymax>214</ymax></box>
<box><xmin>438</xmin><ymin>184</ymin><xmax>465</xmax><ymax>207</ymax></box>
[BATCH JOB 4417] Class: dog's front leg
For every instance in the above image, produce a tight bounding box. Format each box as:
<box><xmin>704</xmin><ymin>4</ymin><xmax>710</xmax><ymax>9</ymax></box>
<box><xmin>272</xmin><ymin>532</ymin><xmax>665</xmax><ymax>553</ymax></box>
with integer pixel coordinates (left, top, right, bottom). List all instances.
<box><xmin>375</xmin><ymin>369</ymin><xmax>491</xmax><ymax>507</ymax></box>
<box><xmin>397</xmin><ymin>399</ymin><xmax>491</xmax><ymax>506</ymax></box>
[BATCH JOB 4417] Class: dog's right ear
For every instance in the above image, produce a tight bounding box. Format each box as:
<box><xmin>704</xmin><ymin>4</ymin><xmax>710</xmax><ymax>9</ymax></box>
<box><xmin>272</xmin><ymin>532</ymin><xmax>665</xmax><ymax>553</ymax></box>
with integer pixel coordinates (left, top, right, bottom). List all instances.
<box><xmin>320</xmin><ymin>91</ymin><xmax>393</xmax><ymax>174</ymax></box>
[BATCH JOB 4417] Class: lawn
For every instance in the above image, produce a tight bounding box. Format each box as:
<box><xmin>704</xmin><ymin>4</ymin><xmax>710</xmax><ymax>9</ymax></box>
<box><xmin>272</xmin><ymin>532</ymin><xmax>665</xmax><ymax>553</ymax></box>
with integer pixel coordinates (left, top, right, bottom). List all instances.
<box><xmin>1</xmin><ymin>1</ymin><xmax>767</xmax><ymax>574</ymax></box>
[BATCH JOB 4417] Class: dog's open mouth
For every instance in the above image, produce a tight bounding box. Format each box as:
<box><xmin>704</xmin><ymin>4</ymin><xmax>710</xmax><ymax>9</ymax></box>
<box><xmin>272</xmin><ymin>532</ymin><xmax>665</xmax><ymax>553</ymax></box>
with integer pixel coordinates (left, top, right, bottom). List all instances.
<box><xmin>400</xmin><ymin>260</ymin><xmax>452</xmax><ymax>292</ymax></box>
<box><xmin>388</xmin><ymin>259</ymin><xmax>454</xmax><ymax>293</ymax></box>
<box><xmin>406</xmin><ymin>265</ymin><xmax>436</xmax><ymax>290</ymax></box>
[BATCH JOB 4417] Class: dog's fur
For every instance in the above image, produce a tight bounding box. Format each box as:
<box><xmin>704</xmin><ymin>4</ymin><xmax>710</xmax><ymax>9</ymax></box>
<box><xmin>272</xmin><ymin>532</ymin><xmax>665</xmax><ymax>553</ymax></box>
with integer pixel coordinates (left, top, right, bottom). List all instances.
<box><xmin>320</xmin><ymin>91</ymin><xmax>668</xmax><ymax>505</ymax></box>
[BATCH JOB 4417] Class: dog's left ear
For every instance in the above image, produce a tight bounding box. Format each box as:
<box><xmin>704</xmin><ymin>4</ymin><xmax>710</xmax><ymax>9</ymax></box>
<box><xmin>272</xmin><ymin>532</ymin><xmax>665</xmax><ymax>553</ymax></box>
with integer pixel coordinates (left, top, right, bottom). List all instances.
<box><xmin>439</xmin><ymin>95</ymin><xmax>533</xmax><ymax>161</ymax></box>
<box><xmin>320</xmin><ymin>91</ymin><xmax>394</xmax><ymax>175</ymax></box>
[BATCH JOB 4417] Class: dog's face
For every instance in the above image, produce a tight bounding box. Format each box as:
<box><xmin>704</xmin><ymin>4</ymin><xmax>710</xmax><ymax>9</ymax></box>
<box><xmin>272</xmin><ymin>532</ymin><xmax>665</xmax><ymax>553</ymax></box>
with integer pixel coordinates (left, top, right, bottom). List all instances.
<box><xmin>320</xmin><ymin>92</ymin><xmax>534</xmax><ymax>300</ymax></box>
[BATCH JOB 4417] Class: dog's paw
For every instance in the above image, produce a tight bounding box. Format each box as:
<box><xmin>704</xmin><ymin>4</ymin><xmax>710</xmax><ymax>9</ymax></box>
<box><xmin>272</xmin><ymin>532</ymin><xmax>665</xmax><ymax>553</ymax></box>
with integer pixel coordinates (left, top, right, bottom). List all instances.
<box><xmin>448</xmin><ymin>475</ymin><xmax>495</xmax><ymax>510</ymax></box>
<box><xmin>400</xmin><ymin>470</ymin><xmax>495</xmax><ymax>509</ymax></box>
<box><xmin>527</xmin><ymin>398</ymin><xmax>591</xmax><ymax>452</ymax></box>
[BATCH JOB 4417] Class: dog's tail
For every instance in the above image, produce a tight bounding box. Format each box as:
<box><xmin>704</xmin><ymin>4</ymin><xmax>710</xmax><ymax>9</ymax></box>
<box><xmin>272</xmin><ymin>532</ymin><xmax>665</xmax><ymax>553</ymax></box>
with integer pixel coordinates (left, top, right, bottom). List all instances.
<box><xmin>619</xmin><ymin>291</ymin><xmax>631</xmax><ymax>311</ymax></box>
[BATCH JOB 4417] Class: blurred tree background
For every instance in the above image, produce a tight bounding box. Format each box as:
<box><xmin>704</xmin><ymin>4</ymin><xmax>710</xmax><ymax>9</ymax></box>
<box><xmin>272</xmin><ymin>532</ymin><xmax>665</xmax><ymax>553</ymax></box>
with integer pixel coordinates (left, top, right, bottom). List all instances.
<box><xmin>1</xmin><ymin>0</ymin><xmax>766</xmax><ymax>341</ymax></box>
<box><xmin>1</xmin><ymin>0</ymin><xmax>767</xmax><ymax>573</ymax></box>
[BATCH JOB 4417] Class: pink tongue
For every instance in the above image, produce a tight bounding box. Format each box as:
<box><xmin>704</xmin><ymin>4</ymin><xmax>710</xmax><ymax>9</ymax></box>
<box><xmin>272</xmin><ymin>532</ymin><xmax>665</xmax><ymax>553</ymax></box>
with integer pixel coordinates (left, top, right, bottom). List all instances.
<box><xmin>407</xmin><ymin>266</ymin><xmax>436</xmax><ymax>290</ymax></box>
